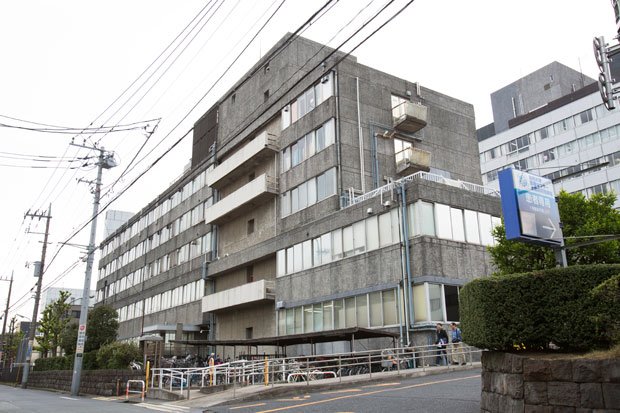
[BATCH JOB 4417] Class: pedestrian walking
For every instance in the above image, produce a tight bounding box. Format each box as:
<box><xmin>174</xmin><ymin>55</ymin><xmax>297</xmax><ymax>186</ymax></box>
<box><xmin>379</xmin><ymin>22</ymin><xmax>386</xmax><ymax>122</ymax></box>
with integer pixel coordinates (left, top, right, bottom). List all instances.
<box><xmin>450</xmin><ymin>322</ymin><xmax>466</xmax><ymax>365</ymax></box>
<box><xmin>435</xmin><ymin>323</ymin><xmax>448</xmax><ymax>366</ymax></box>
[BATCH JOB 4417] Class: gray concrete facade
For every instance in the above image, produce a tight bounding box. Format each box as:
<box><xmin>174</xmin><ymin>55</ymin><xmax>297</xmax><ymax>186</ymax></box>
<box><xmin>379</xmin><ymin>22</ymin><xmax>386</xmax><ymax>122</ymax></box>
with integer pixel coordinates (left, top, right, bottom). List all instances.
<box><xmin>96</xmin><ymin>35</ymin><xmax>500</xmax><ymax>357</ymax></box>
<box><xmin>487</xmin><ymin>61</ymin><xmax>593</xmax><ymax>135</ymax></box>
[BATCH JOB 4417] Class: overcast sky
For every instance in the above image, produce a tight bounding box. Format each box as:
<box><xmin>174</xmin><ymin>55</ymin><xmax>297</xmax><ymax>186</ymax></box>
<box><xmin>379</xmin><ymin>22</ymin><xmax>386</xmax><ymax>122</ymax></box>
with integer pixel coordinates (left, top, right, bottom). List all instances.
<box><xmin>0</xmin><ymin>0</ymin><xmax>615</xmax><ymax>322</ymax></box>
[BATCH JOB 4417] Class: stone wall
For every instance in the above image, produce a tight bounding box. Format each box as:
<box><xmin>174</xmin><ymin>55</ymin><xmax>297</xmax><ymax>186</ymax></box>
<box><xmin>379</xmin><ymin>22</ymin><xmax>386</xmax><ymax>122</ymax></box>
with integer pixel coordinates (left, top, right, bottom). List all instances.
<box><xmin>481</xmin><ymin>352</ymin><xmax>620</xmax><ymax>412</ymax></box>
<box><xmin>26</xmin><ymin>370</ymin><xmax>145</xmax><ymax>396</ymax></box>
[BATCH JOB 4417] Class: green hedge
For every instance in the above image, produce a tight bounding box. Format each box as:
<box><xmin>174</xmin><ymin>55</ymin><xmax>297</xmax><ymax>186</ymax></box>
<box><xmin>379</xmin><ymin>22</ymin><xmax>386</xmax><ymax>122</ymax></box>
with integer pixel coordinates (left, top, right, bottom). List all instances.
<box><xmin>591</xmin><ymin>273</ymin><xmax>620</xmax><ymax>344</ymax></box>
<box><xmin>460</xmin><ymin>264</ymin><xmax>620</xmax><ymax>351</ymax></box>
<box><xmin>34</xmin><ymin>351</ymin><xmax>98</xmax><ymax>371</ymax></box>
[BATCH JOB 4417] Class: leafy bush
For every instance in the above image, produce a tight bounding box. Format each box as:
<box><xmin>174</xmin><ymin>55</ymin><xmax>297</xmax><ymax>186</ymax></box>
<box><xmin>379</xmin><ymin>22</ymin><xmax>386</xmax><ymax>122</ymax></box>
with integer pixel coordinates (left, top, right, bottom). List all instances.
<box><xmin>460</xmin><ymin>264</ymin><xmax>620</xmax><ymax>351</ymax></box>
<box><xmin>591</xmin><ymin>274</ymin><xmax>620</xmax><ymax>345</ymax></box>
<box><xmin>34</xmin><ymin>355</ymin><xmax>71</xmax><ymax>371</ymax></box>
<box><xmin>96</xmin><ymin>342</ymin><xmax>141</xmax><ymax>369</ymax></box>
<box><xmin>33</xmin><ymin>351</ymin><xmax>98</xmax><ymax>371</ymax></box>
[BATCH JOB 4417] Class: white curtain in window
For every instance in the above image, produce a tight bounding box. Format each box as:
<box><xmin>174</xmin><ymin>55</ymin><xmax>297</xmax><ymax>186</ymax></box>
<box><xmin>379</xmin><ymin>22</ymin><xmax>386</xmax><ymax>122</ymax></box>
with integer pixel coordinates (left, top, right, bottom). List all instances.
<box><xmin>365</xmin><ymin>215</ymin><xmax>379</xmax><ymax>251</ymax></box>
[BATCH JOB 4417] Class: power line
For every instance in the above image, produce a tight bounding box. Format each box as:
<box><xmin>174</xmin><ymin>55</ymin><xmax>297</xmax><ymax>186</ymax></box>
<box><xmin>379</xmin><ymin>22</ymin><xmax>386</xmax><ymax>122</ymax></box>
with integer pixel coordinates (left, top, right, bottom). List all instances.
<box><xmin>9</xmin><ymin>0</ymin><xmax>415</xmax><ymax>305</ymax></box>
<box><xmin>0</xmin><ymin>118</ymin><xmax>160</xmax><ymax>135</ymax></box>
<box><xmin>100</xmin><ymin>0</ymin><xmax>295</xmax><ymax>199</ymax></box>
<box><xmin>0</xmin><ymin>163</ymin><xmax>92</xmax><ymax>170</ymax></box>
<box><xmin>107</xmin><ymin>0</ymin><xmax>335</xmax><ymax>190</ymax></box>
<box><xmin>0</xmin><ymin>154</ymin><xmax>93</xmax><ymax>163</ymax></box>
<box><xmin>0</xmin><ymin>151</ymin><xmax>94</xmax><ymax>160</ymax></box>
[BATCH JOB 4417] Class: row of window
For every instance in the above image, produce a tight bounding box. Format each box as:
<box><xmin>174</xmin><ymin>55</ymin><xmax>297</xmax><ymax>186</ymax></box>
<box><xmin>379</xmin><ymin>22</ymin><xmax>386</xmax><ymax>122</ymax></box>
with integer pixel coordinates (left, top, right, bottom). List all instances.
<box><xmin>281</xmin><ymin>119</ymin><xmax>335</xmax><ymax>172</ymax></box>
<box><xmin>276</xmin><ymin>282</ymin><xmax>461</xmax><ymax>336</ymax></box>
<box><xmin>116</xmin><ymin>279</ymin><xmax>204</xmax><ymax>322</ymax></box>
<box><xmin>581</xmin><ymin>178</ymin><xmax>620</xmax><ymax>199</ymax></box>
<box><xmin>99</xmin><ymin>199</ymin><xmax>213</xmax><ymax>280</ymax></box>
<box><xmin>104</xmin><ymin>75</ymin><xmax>334</xmax><ymax>260</ymax></box>
<box><xmin>543</xmin><ymin>149</ymin><xmax>620</xmax><ymax>183</ymax></box>
<box><xmin>278</xmin><ymin>289</ymin><xmax>399</xmax><ymax>335</ymax></box>
<box><xmin>99</xmin><ymin>232</ymin><xmax>212</xmax><ymax>298</ymax></box>
<box><xmin>280</xmin><ymin>72</ymin><xmax>333</xmax><ymax>130</ymax></box>
<box><xmin>280</xmin><ymin>168</ymin><xmax>337</xmax><ymax>217</ymax></box>
<box><xmin>484</xmin><ymin>121</ymin><xmax>620</xmax><ymax>184</ymax></box>
<box><xmin>102</xmin><ymin>167</ymin><xmax>214</xmax><ymax>258</ymax></box>
<box><xmin>480</xmin><ymin>103</ymin><xmax>613</xmax><ymax>164</ymax></box>
<box><xmin>276</xmin><ymin>201</ymin><xmax>500</xmax><ymax>277</ymax></box>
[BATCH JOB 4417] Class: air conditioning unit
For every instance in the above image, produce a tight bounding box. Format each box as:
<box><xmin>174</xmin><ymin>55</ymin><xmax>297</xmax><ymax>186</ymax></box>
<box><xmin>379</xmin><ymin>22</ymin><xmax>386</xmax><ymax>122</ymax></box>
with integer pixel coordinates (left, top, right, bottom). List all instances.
<box><xmin>275</xmin><ymin>301</ymin><xmax>285</xmax><ymax>309</ymax></box>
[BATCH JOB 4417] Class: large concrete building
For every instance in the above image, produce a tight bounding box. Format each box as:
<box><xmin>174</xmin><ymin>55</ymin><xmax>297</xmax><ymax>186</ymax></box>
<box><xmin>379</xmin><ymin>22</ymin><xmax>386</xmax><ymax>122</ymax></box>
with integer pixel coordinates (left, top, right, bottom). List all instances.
<box><xmin>478</xmin><ymin>62</ymin><xmax>620</xmax><ymax>208</ymax></box>
<box><xmin>96</xmin><ymin>35</ymin><xmax>501</xmax><ymax>357</ymax></box>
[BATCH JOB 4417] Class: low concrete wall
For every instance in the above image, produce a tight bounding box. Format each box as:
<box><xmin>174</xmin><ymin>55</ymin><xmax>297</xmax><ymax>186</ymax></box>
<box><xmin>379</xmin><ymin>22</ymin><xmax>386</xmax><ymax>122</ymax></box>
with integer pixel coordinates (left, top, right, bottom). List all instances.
<box><xmin>481</xmin><ymin>352</ymin><xmax>620</xmax><ymax>412</ymax></box>
<box><xmin>25</xmin><ymin>370</ymin><xmax>145</xmax><ymax>396</ymax></box>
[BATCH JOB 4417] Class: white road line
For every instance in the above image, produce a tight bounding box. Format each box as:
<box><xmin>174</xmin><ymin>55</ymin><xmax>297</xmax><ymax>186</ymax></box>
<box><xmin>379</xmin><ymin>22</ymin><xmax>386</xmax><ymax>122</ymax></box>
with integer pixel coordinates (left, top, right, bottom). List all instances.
<box><xmin>136</xmin><ymin>402</ymin><xmax>190</xmax><ymax>412</ymax></box>
<box><xmin>59</xmin><ymin>396</ymin><xmax>79</xmax><ymax>401</ymax></box>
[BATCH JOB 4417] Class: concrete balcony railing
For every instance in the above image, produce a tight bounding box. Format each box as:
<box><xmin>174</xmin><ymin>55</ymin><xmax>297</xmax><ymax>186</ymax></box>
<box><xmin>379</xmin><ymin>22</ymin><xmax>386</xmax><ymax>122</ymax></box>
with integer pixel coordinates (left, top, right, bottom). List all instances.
<box><xmin>392</xmin><ymin>101</ymin><xmax>428</xmax><ymax>133</ymax></box>
<box><xmin>201</xmin><ymin>279</ymin><xmax>275</xmax><ymax>313</ymax></box>
<box><xmin>204</xmin><ymin>173</ymin><xmax>278</xmax><ymax>225</ymax></box>
<box><xmin>395</xmin><ymin>147</ymin><xmax>431</xmax><ymax>175</ymax></box>
<box><xmin>206</xmin><ymin>131</ymin><xmax>278</xmax><ymax>189</ymax></box>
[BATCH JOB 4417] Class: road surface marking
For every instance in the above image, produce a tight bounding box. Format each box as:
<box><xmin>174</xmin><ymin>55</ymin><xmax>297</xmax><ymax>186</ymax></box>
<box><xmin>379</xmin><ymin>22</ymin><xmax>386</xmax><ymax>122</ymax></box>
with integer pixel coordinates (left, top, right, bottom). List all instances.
<box><xmin>320</xmin><ymin>389</ymin><xmax>362</xmax><ymax>395</ymax></box>
<box><xmin>276</xmin><ymin>395</ymin><xmax>311</xmax><ymax>401</ymax></box>
<box><xmin>229</xmin><ymin>403</ymin><xmax>266</xmax><ymax>410</ymax></box>
<box><xmin>361</xmin><ymin>382</ymin><xmax>400</xmax><ymax>388</ymax></box>
<box><xmin>59</xmin><ymin>396</ymin><xmax>78</xmax><ymax>401</ymax></box>
<box><xmin>256</xmin><ymin>374</ymin><xmax>481</xmax><ymax>413</ymax></box>
<box><xmin>136</xmin><ymin>402</ymin><xmax>190</xmax><ymax>412</ymax></box>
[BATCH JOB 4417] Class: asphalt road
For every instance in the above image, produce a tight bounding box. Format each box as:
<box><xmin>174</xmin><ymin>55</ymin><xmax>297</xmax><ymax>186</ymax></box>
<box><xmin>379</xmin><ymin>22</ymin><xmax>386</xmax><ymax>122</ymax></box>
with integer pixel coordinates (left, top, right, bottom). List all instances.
<box><xmin>0</xmin><ymin>384</ymin><xmax>199</xmax><ymax>413</ymax></box>
<box><xmin>205</xmin><ymin>368</ymin><xmax>482</xmax><ymax>413</ymax></box>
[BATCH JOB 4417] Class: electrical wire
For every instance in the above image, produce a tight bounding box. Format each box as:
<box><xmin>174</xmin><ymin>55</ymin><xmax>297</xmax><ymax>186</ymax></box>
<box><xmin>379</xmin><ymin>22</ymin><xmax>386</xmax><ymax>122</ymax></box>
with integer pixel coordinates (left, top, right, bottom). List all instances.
<box><xmin>0</xmin><ymin>119</ymin><xmax>159</xmax><ymax>135</ymax></box>
<box><xmin>111</xmin><ymin>0</ymin><xmax>336</xmax><ymax>187</ymax></box>
<box><xmin>6</xmin><ymin>0</ymin><xmax>416</xmax><ymax>313</ymax></box>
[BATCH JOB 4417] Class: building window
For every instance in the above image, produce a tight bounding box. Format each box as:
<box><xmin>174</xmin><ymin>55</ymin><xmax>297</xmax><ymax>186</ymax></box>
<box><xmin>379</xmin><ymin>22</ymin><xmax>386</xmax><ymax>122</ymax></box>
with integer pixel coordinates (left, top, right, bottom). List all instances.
<box><xmin>245</xmin><ymin>327</ymin><xmax>253</xmax><ymax>339</ymax></box>
<box><xmin>281</xmin><ymin>119</ymin><xmax>335</xmax><ymax>173</ymax></box>
<box><xmin>264</xmin><ymin>90</ymin><xmax>269</xmax><ymax>102</ymax></box>
<box><xmin>419</xmin><ymin>283</ymin><xmax>460</xmax><ymax>323</ymax></box>
<box><xmin>231</xmin><ymin>93</ymin><xmax>236</xmax><ymax>104</ymax></box>
<box><xmin>277</xmin><ymin>288</ymin><xmax>400</xmax><ymax>335</ymax></box>
<box><xmin>247</xmin><ymin>219</ymin><xmax>255</xmax><ymax>235</ymax></box>
<box><xmin>246</xmin><ymin>265</ymin><xmax>254</xmax><ymax>283</ymax></box>
<box><xmin>280</xmin><ymin>72</ymin><xmax>334</xmax><ymax>130</ymax></box>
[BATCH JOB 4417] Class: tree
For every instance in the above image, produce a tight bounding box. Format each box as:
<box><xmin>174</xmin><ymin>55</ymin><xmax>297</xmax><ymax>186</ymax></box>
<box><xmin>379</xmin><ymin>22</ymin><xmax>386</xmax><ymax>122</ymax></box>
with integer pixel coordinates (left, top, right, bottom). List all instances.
<box><xmin>60</xmin><ymin>321</ymin><xmax>78</xmax><ymax>355</ymax></box>
<box><xmin>85</xmin><ymin>305</ymin><xmax>118</xmax><ymax>352</ymax></box>
<box><xmin>36</xmin><ymin>290</ymin><xmax>71</xmax><ymax>357</ymax></box>
<box><xmin>489</xmin><ymin>191</ymin><xmax>620</xmax><ymax>275</ymax></box>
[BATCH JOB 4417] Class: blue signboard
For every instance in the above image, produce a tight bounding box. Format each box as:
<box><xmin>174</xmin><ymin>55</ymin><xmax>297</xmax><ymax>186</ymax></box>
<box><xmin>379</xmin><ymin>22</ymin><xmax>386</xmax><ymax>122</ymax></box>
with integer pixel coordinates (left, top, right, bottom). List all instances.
<box><xmin>498</xmin><ymin>169</ymin><xmax>563</xmax><ymax>246</ymax></box>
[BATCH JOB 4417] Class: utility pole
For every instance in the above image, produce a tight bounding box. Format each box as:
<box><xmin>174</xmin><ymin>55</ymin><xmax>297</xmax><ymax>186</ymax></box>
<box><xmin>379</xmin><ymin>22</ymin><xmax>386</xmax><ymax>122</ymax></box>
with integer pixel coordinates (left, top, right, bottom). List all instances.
<box><xmin>21</xmin><ymin>206</ymin><xmax>52</xmax><ymax>388</ymax></box>
<box><xmin>0</xmin><ymin>272</ymin><xmax>14</xmax><ymax>368</ymax></box>
<box><xmin>70</xmin><ymin>144</ymin><xmax>116</xmax><ymax>396</ymax></box>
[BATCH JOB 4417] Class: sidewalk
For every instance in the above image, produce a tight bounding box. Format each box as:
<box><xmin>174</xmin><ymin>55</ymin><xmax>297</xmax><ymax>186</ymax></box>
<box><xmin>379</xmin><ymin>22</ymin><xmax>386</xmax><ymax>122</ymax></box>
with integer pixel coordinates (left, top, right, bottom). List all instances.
<box><xmin>168</xmin><ymin>362</ymin><xmax>481</xmax><ymax>410</ymax></box>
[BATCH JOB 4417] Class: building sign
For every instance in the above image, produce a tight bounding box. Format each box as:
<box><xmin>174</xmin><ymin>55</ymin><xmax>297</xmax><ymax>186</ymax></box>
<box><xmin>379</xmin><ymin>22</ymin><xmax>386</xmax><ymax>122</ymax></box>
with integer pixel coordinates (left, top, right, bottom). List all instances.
<box><xmin>76</xmin><ymin>324</ymin><xmax>86</xmax><ymax>354</ymax></box>
<box><xmin>498</xmin><ymin>169</ymin><xmax>563</xmax><ymax>246</ymax></box>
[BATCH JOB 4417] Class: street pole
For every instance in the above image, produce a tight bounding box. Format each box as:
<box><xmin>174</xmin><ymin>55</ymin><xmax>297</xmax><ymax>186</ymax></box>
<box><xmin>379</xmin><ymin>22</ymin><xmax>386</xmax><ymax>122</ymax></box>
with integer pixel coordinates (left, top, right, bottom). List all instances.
<box><xmin>70</xmin><ymin>145</ymin><xmax>115</xmax><ymax>396</ymax></box>
<box><xmin>21</xmin><ymin>206</ymin><xmax>52</xmax><ymax>388</ymax></box>
<box><xmin>1</xmin><ymin>272</ymin><xmax>14</xmax><ymax>368</ymax></box>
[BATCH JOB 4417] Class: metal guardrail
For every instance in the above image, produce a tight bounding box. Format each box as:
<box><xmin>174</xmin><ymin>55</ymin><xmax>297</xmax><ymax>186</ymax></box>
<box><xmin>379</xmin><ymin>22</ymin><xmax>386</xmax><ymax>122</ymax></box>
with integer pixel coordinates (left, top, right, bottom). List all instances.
<box><xmin>149</xmin><ymin>343</ymin><xmax>481</xmax><ymax>394</ymax></box>
<box><xmin>346</xmin><ymin>171</ymin><xmax>500</xmax><ymax>207</ymax></box>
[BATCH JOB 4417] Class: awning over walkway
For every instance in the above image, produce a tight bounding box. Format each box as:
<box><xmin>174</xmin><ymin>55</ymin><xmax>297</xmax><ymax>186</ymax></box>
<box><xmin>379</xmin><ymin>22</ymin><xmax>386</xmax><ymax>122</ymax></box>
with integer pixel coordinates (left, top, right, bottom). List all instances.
<box><xmin>170</xmin><ymin>327</ymin><xmax>399</xmax><ymax>353</ymax></box>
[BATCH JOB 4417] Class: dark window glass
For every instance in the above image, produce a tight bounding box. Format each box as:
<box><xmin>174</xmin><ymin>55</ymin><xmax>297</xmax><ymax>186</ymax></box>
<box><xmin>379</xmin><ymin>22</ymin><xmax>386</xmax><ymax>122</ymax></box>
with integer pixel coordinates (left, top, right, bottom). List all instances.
<box><xmin>444</xmin><ymin>285</ymin><xmax>459</xmax><ymax>321</ymax></box>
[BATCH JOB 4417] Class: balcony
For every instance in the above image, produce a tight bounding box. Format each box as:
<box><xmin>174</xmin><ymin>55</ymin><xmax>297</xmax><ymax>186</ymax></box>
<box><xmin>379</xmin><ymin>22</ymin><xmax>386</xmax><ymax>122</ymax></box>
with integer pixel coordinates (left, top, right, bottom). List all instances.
<box><xmin>392</xmin><ymin>101</ymin><xmax>428</xmax><ymax>133</ymax></box>
<box><xmin>206</xmin><ymin>131</ymin><xmax>278</xmax><ymax>189</ymax></box>
<box><xmin>204</xmin><ymin>173</ymin><xmax>278</xmax><ymax>225</ymax></box>
<box><xmin>202</xmin><ymin>279</ymin><xmax>275</xmax><ymax>313</ymax></box>
<box><xmin>396</xmin><ymin>147</ymin><xmax>431</xmax><ymax>175</ymax></box>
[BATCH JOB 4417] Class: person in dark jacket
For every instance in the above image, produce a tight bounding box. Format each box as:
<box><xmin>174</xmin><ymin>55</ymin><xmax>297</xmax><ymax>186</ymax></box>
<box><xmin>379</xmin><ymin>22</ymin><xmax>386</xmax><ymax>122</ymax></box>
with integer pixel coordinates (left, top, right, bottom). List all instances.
<box><xmin>435</xmin><ymin>323</ymin><xmax>449</xmax><ymax>366</ymax></box>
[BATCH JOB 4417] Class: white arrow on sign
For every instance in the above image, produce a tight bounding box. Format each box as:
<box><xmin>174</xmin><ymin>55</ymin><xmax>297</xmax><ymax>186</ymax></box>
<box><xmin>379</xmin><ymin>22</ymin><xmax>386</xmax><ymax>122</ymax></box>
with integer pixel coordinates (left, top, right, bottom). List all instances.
<box><xmin>542</xmin><ymin>217</ymin><xmax>556</xmax><ymax>239</ymax></box>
